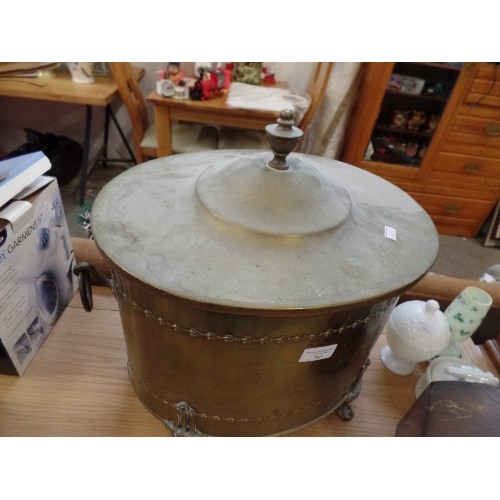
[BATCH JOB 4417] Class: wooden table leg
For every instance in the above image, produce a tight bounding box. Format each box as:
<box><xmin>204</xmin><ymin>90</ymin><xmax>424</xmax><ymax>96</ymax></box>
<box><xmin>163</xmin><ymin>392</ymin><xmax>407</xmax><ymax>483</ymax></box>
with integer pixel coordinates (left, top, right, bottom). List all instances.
<box><xmin>154</xmin><ymin>105</ymin><xmax>173</xmax><ymax>157</ymax></box>
<box><xmin>79</xmin><ymin>104</ymin><xmax>93</xmax><ymax>205</ymax></box>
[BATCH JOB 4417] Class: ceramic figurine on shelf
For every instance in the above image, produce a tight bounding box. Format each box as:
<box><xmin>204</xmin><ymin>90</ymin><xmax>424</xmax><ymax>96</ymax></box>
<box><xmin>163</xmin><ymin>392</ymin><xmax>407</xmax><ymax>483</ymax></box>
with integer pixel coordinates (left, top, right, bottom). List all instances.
<box><xmin>395</xmin><ymin>140</ymin><xmax>407</xmax><ymax>154</ymax></box>
<box><xmin>261</xmin><ymin>66</ymin><xmax>276</xmax><ymax>85</ymax></box>
<box><xmin>382</xmin><ymin>135</ymin><xmax>397</xmax><ymax>146</ymax></box>
<box><xmin>425</xmin><ymin>81</ymin><xmax>453</xmax><ymax>98</ymax></box>
<box><xmin>405</xmin><ymin>142</ymin><xmax>419</xmax><ymax>158</ymax></box>
<box><xmin>390</xmin><ymin>109</ymin><xmax>409</xmax><ymax>128</ymax></box>
<box><xmin>167</xmin><ymin>62</ymin><xmax>185</xmax><ymax>86</ymax></box>
<box><xmin>407</xmin><ymin>110</ymin><xmax>427</xmax><ymax>130</ymax></box>
<box><xmin>427</xmin><ymin>114</ymin><xmax>440</xmax><ymax>132</ymax></box>
<box><xmin>67</xmin><ymin>63</ymin><xmax>94</xmax><ymax>84</ymax></box>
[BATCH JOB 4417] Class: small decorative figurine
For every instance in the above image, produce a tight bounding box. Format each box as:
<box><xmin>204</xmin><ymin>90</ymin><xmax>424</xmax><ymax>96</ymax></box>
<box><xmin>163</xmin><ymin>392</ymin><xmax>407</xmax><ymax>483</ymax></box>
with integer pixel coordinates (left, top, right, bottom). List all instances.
<box><xmin>427</xmin><ymin>114</ymin><xmax>440</xmax><ymax>132</ymax></box>
<box><xmin>67</xmin><ymin>62</ymin><xmax>94</xmax><ymax>84</ymax></box>
<box><xmin>373</xmin><ymin>135</ymin><xmax>396</xmax><ymax>155</ymax></box>
<box><xmin>391</xmin><ymin>109</ymin><xmax>409</xmax><ymax>128</ymax></box>
<box><xmin>395</xmin><ymin>140</ymin><xmax>407</xmax><ymax>154</ymax></box>
<box><xmin>261</xmin><ymin>66</ymin><xmax>276</xmax><ymax>85</ymax></box>
<box><xmin>189</xmin><ymin>65</ymin><xmax>231</xmax><ymax>101</ymax></box>
<box><xmin>407</xmin><ymin>110</ymin><xmax>427</xmax><ymax>130</ymax></box>
<box><xmin>167</xmin><ymin>62</ymin><xmax>184</xmax><ymax>86</ymax></box>
<box><xmin>405</xmin><ymin>142</ymin><xmax>419</xmax><ymax>158</ymax></box>
<box><xmin>425</xmin><ymin>81</ymin><xmax>452</xmax><ymax>98</ymax></box>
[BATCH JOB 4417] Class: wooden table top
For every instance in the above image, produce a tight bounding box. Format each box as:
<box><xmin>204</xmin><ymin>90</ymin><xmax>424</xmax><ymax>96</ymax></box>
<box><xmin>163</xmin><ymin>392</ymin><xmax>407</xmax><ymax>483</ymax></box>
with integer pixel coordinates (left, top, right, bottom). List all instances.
<box><xmin>147</xmin><ymin>83</ymin><xmax>287</xmax><ymax>157</ymax></box>
<box><xmin>146</xmin><ymin>81</ymin><xmax>287</xmax><ymax>131</ymax></box>
<box><xmin>147</xmin><ymin>88</ymin><xmax>282</xmax><ymax>119</ymax></box>
<box><xmin>0</xmin><ymin>66</ymin><xmax>144</xmax><ymax>107</ymax></box>
<box><xmin>0</xmin><ymin>286</ymin><xmax>495</xmax><ymax>437</ymax></box>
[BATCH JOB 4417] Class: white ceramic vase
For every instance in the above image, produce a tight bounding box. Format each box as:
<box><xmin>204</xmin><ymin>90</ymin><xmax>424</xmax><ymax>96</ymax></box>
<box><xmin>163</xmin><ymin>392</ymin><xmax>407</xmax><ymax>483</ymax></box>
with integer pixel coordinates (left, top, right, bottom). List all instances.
<box><xmin>67</xmin><ymin>63</ymin><xmax>94</xmax><ymax>84</ymax></box>
<box><xmin>440</xmin><ymin>286</ymin><xmax>493</xmax><ymax>358</ymax></box>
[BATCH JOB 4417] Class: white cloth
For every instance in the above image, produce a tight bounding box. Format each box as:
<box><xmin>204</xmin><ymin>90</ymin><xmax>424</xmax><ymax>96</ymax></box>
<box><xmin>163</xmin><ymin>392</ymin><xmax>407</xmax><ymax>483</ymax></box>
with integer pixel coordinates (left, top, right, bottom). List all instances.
<box><xmin>226</xmin><ymin>82</ymin><xmax>310</xmax><ymax>124</ymax></box>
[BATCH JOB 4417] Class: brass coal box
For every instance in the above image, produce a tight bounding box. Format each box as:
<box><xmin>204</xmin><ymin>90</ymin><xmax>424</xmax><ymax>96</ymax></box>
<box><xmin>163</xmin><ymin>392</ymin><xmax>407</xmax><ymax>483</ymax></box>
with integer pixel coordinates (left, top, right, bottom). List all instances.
<box><xmin>75</xmin><ymin>111</ymin><xmax>439</xmax><ymax>436</ymax></box>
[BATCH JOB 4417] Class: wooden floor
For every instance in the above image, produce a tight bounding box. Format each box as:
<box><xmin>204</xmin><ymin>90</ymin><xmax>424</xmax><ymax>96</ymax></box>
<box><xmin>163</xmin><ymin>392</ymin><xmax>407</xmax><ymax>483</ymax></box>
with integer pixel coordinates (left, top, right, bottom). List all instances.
<box><xmin>0</xmin><ymin>286</ymin><xmax>496</xmax><ymax>437</ymax></box>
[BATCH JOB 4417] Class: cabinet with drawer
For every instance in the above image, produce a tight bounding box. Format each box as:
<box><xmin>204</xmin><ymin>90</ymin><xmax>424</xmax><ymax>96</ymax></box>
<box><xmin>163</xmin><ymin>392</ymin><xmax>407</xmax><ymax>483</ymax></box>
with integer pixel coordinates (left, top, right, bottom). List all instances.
<box><xmin>434</xmin><ymin>152</ymin><xmax>500</xmax><ymax>180</ymax></box>
<box><xmin>341</xmin><ymin>62</ymin><xmax>500</xmax><ymax>237</ymax></box>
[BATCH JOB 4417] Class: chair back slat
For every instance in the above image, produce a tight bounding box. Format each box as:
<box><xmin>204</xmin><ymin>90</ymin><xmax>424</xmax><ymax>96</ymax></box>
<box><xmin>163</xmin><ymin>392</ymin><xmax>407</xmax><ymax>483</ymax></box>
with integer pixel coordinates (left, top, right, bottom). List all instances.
<box><xmin>110</xmin><ymin>62</ymin><xmax>149</xmax><ymax>162</ymax></box>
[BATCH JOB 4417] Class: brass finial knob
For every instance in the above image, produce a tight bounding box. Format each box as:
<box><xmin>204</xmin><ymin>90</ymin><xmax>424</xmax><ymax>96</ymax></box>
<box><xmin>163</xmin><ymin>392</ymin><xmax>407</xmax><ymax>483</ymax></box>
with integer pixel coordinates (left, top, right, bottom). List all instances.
<box><xmin>265</xmin><ymin>110</ymin><xmax>303</xmax><ymax>170</ymax></box>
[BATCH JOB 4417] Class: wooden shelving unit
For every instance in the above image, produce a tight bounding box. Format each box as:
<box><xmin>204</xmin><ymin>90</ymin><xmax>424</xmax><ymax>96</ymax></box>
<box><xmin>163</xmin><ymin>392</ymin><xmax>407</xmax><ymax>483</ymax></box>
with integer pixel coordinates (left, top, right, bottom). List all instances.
<box><xmin>341</xmin><ymin>62</ymin><xmax>500</xmax><ymax>237</ymax></box>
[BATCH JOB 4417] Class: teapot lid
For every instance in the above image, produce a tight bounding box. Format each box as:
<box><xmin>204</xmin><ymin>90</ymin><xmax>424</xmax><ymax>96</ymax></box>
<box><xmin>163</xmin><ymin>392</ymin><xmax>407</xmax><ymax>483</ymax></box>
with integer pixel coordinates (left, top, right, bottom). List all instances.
<box><xmin>91</xmin><ymin>112</ymin><xmax>439</xmax><ymax>311</ymax></box>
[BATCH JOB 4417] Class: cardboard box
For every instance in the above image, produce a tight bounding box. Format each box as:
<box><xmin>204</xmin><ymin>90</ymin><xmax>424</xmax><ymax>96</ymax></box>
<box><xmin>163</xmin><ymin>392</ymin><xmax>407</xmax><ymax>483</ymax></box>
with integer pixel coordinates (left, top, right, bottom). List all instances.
<box><xmin>0</xmin><ymin>153</ymin><xmax>77</xmax><ymax>375</ymax></box>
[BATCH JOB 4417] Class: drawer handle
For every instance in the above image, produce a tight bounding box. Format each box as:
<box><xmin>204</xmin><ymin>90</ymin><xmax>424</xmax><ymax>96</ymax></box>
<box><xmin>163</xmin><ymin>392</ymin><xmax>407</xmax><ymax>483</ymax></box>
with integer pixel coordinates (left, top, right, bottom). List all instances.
<box><xmin>463</xmin><ymin>162</ymin><xmax>481</xmax><ymax>173</ymax></box>
<box><xmin>444</xmin><ymin>204</ymin><xmax>459</xmax><ymax>214</ymax></box>
<box><xmin>485</xmin><ymin>123</ymin><xmax>500</xmax><ymax>136</ymax></box>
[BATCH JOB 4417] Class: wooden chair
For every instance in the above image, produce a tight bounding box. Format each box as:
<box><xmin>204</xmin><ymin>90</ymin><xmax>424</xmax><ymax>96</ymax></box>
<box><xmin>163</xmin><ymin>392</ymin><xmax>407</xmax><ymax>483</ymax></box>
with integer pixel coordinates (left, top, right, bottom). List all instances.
<box><xmin>217</xmin><ymin>62</ymin><xmax>334</xmax><ymax>151</ymax></box>
<box><xmin>110</xmin><ymin>63</ymin><xmax>218</xmax><ymax>163</ymax></box>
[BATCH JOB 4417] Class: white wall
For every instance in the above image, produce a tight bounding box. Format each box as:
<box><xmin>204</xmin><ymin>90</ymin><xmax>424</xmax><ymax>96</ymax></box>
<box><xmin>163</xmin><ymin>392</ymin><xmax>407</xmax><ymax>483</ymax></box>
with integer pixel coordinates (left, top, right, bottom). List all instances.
<box><xmin>0</xmin><ymin>62</ymin><xmax>314</xmax><ymax>160</ymax></box>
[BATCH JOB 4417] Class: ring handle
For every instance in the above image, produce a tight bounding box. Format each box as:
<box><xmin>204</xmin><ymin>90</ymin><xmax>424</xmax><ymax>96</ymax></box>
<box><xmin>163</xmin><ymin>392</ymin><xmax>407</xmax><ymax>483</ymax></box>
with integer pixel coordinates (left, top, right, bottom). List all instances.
<box><xmin>73</xmin><ymin>262</ymin><xmax>113</xmax><ymax>312</ymax></box>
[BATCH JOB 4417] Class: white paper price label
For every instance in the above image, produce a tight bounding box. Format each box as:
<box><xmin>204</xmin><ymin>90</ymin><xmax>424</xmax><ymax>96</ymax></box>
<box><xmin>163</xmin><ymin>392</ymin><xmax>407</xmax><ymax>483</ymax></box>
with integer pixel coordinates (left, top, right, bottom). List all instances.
<box><xmin>384</xmin><ymin>225</ymin><xmax>397</xmax><ymax>241</ymax></box>
<box><xmin>299</xmin><ymin>344</ymin><xmax>338</xmax><ymax>363</ymax></box>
